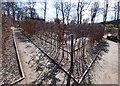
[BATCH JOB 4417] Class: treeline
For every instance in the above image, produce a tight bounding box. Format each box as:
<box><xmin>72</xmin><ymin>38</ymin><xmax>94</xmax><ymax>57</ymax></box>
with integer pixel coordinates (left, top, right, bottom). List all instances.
<box><xmin>2</xmin><ymin>2</ymin><xmax>39</xmax><ymax>21</ymax></box>
<box><xmin>1</xmin><ymin>0</ymin><xmax>120</xmax><ymax>25</ymax></box>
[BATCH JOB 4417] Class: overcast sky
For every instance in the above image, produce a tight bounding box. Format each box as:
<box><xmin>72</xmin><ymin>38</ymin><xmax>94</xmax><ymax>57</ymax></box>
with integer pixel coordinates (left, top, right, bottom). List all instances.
<box><xmin>2</xmin><ymin>0</ymin><xmax>120</xmax><ymax>23</ymax></box>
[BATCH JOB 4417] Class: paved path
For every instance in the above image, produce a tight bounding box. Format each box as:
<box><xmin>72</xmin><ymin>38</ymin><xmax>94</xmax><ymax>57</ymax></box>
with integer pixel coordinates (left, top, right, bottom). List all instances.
<box><xmin>12</xmin><ymin>27</ymin><xmax>37</xmax><ymax>84</ymax></box>
<box><xmin>118</xmin><ymin>43</ymin><xmax>120</xmax><ymax>86</ymax></box>
<box><xmin>91</xmin><ymin>39</ymin><xmax>118</xmax><ymax>84</ymax></box>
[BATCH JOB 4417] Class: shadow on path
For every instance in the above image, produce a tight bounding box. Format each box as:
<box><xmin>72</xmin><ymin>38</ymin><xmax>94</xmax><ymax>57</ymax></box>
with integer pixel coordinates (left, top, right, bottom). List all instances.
<box><xmin>15</xmin><ymin>29</ymin><xmax>30</xmax><ymax>42</ymax></box>
<box><xmin>91</xmin><ymin>40</ymin><xmax>109</xmax><ymax>60</ymax></box>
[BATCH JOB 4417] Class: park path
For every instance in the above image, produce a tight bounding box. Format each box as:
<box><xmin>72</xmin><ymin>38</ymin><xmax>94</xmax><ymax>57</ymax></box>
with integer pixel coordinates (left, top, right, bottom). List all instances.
<box><xmin>12</xmin><ymin>27</ymin><xmax>37</xmax><ymax>84</ymax></box>
<box><xmin>91</xmin><ymin>39</ymin><xmax>118</xmax><ymax>84</ymax></box>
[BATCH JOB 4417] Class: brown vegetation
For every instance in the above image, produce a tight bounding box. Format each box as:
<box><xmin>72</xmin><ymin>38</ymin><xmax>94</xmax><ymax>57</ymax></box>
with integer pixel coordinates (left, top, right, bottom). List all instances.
<box><xmin>2</xmin><ymin>15</ymin><xmax>12</xmax><ymax>53</ymax></box>
<box><xmin>1</xmin><ymin>15</ymin><xmax>21</xmax><ymax>85</ymax></box>
<box><xmin>19</xmin><ymin>19</ymin><xmax>105</xmax><ymax>45</ymax></box>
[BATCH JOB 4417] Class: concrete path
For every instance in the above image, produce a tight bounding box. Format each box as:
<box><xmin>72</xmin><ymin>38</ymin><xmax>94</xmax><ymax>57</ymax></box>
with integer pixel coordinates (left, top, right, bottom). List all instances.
<box><xmin>12</xmin><ymin>27</ymin><xmax>37</xmax><ymax>84</ymax></box>
<box><xmin>91</xmin><ymin>39</ymin><xmax>118</xmax><ymax>84</ymax></box>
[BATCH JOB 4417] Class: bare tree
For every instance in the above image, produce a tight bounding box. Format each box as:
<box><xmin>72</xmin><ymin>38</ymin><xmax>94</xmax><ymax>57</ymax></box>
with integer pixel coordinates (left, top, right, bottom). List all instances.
<box><xmin>77</xmin><ymin>0</ymin><xmax>80</xmax><ymax>24</ymax></box>
<box><xmin>60</xmin><ymin>0</ymin><xmax>65</xmax><ymax>23</ymax></box>
<box><xmin>12</xmin><ymin>2</ymin><xmax>20</xmax><ymax>20</ymax></box>
<box><xmin>60</xmin><ymin>0</ymin><xmax>69</xmax><ymax>23</ymax></box>
<box><xmin>16</xmin><ymin>2</ymin><xmax>25</xmax><ymax>20</ymax></box>
<box><xmin>103</xmin><ymin>0</ymin><xmax>109</xmax><ymax>27</ymax></box>
<box><xmin>2</xmin><ymin>2</ymin><xmax>18</xmax><ymax>20</ymax></box>
<box><xmin>54</xmin><ymin>0</ymin><xmax>60</xmax><ymax>19</ymax></box>
<box><xmin>44</xmin><ymin>1</ymin><xmax>47</xmax><ymax>21</ymax></box>
<box><xmin>60</xmin><ymin>0</ymin><xmax>74</xmax><ymax>24</ymax></box>
<box><xmin>91</xmin><ymin>2</ymin><xmax>99</xmax><ymax>23</ymax></box>
<box><xmin>114</xmin><ymin>3</ymin><xmax>117</xmax><ymax>21</ymax></box>
<box><xmin>40</xmin><ymin>0</ymin><xmax>47</xmax><ymax>21</ymax></box>
<box><xmin>77</xmin><ymin>0</ymin><xmax>87</xmax><ymax>24</ymax></box>
<box><xmin>65</xmin><ymin>2</ymin><xmax>71</xmax><ymax>24</ymax></box>
<box><xmin>27</xmin><ymin>0</ymin><xmax>36</xmax><ymax>18</ymax></box>
<box><xmin>2</xmin><ymin>2</ymin><xmax>10</xmax><ymax>16</ymax></box>
<box><xmin>117</xmin><ymin>1</ymin><xmax>120</xmax><ymax>28</ymax></box>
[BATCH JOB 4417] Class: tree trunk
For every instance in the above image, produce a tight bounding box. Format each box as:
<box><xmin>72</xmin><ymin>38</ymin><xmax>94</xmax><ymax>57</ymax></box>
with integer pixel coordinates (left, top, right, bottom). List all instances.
<box><xmin>77</xmin><ymin>1</ymin><xmax>80</xmax><ymax>24</ymax></box>
<box><xmin>44</xmin><ymin>2</ymin><xmax>47</xmax><ymax>21</ymax></box>
<box><xmin>117</xmin><ymin>2</ymin><xmax>119</xmax><ymax>28</ymax></box>
<box><xmin>56</xmin><ymin>8</ymin><xmax>58</xmax><ymax>19</ymax></box>
<box><xmin>80</xmin><ymin>11</ymin><xmax>82</xmax><ymax>24</ymax></box>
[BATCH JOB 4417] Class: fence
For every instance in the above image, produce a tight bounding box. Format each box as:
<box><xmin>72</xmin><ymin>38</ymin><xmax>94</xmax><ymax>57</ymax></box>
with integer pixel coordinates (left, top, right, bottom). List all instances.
<box><xmin>19</xmin><ymin>19</ymin><xmax>105</xmax><ymax>84</ymax></box>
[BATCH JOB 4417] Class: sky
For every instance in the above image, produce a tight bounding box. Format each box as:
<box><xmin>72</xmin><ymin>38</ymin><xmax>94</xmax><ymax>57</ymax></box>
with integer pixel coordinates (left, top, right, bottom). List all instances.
<box><xmin>33</xmin><ymin>0</ymin><xmax>119</xmax><ymax>23</ymax></box>
<box><xmin>2</xmin><ymin>0</ymin><xmax>120</xmax><ymax>23</ymax></box>
<box><xmin>34</xmin><ymin>0</ymin><xmax>119</xmax><ymax>23</ymax></box>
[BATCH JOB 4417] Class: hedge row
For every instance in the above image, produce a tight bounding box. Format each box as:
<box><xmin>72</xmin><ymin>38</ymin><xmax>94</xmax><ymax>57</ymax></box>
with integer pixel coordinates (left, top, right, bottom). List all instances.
<box><xmin>19</xmin><ymin>19</ymin><xmax>105</xmax><ymax>44</ymax></box>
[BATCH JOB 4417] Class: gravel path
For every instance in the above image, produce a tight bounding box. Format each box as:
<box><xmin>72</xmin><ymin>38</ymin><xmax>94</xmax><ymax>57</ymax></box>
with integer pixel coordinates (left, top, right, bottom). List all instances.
<box><xmin>91</xmin><ymin>39</ymin><xmax>118</xmax><ymax>84</ymax></box>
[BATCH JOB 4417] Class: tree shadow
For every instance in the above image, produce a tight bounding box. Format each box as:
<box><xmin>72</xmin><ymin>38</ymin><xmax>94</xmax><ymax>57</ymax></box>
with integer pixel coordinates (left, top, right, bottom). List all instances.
<box><xmin>31</xmin><ymin>60</ymin><xmax>69</xmax><ymax>85</ymax></box>
<box><xmin>15</xmin><ymin>30</ymin><xmax>30</xmax><ymax>42</ymax></box>
<box><xmin>80</xmin><ymin>40</ymin><xmax>110</xmax><ymax>85</ymax></box>
<box><xmin>91</xmin><ymin>40</ymin><xmax>109</xmax><ymax>60</ymax></box>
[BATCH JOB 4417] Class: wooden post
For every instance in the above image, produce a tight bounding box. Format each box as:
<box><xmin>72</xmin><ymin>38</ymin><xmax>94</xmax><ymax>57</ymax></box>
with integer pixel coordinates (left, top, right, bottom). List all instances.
<box><xmin>66</xmin><ymin>34</ymin><xmax>74</xmax><ymax>86</ymax></box>
<box><xmin>70</xmin><ymin>34</ymin><xmax>74</xmax><ymax>74</ymax></box>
